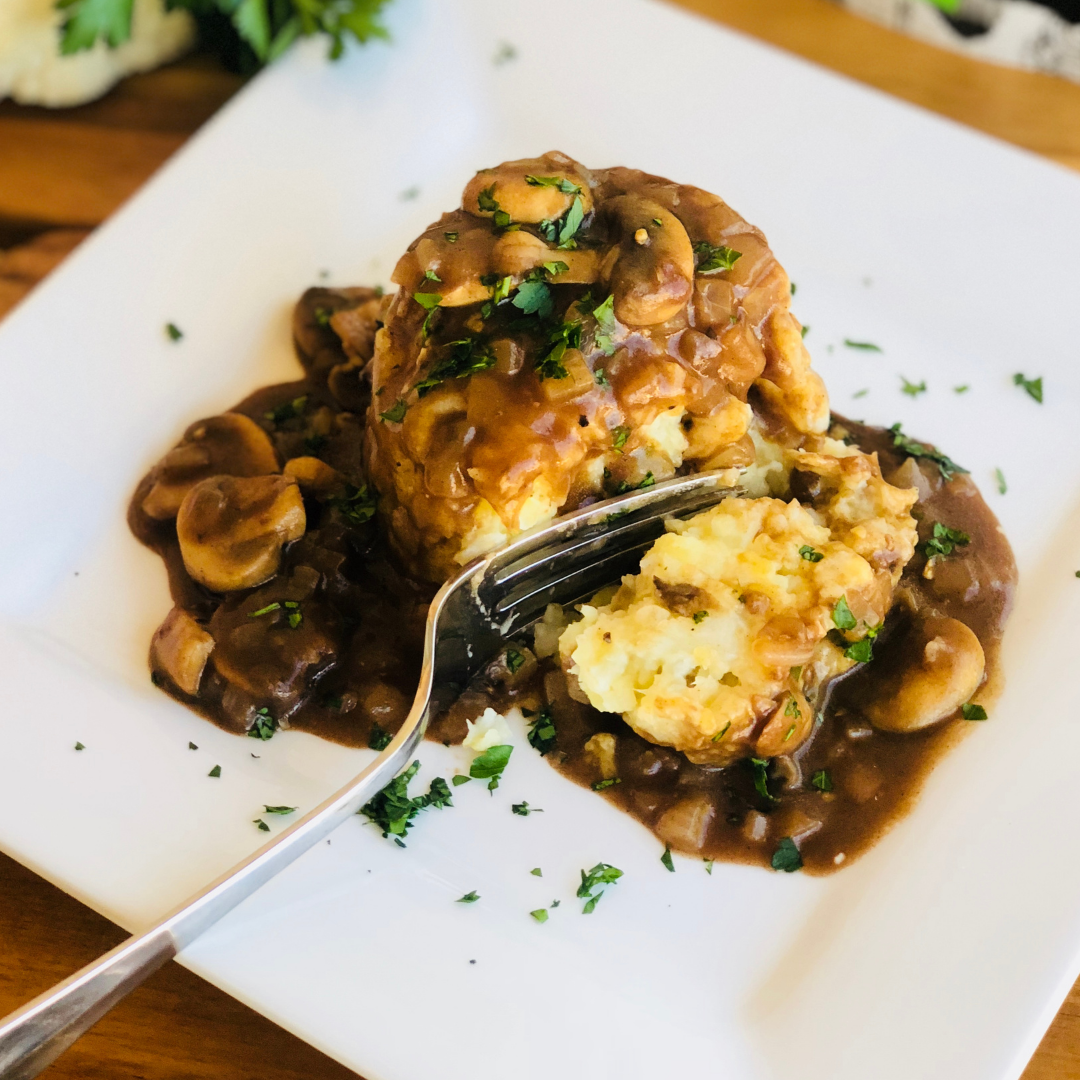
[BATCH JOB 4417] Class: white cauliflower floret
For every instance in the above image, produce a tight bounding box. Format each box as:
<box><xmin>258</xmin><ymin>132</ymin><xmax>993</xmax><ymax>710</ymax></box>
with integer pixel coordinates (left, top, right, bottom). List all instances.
<box><xmin>0</xmin><ymin>0</ymin><xmax>193</xmax><ymax>107</ymax></box>
<box><xmin>463</xmin><ymin>707</ymin><xmax>518</xmax><ymax>752</ymax></box>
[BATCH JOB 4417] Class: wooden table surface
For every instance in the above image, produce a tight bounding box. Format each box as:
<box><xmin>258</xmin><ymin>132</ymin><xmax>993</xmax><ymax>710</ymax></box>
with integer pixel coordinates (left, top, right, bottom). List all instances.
<box><xmin>2</xmin><ymin>1</ymin><xmax>1080</xmax><ymax>1076</ymax></box>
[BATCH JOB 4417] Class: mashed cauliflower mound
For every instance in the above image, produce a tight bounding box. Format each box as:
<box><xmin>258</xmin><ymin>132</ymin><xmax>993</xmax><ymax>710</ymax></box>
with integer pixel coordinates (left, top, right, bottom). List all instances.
<box><xmin>560</xmin><ymin>437</ymin><xmax>918</xmax><ymax>765</ymax></box>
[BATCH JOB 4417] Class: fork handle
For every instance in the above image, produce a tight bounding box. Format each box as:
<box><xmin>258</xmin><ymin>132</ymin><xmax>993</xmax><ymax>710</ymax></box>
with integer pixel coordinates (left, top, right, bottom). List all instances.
<box><xmin>0</xmin><ymin>721</ymin><xmax>425</xmax><ymax>1079</ymax></box>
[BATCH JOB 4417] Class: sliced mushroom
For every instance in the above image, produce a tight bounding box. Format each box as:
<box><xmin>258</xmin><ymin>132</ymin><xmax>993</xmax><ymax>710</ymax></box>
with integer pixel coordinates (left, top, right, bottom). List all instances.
<box><xmin>604</xmin><ymin>196</ymin><xmax>694</xmax><ymax>327</ymax></box>
<box><xmin>490</xmin><ymin>230</ymin><xmax>599</xmax><ymax>281</ymax></box>
<box><xmin>283</xmin><ymin>456</ymin><xmax>347</xmax><ymax>497</ymax></box>
<box><xmin>863</xmin><ymin>616</ymin><xmax>985</xmax><ymax>733</ymax></box>
<box><xmin>150</xmin><ymin>606</ymin><xmax>214</xmax><ymax>696</ymax></box>
<box><xmin>755</xmin><ymin>689</ymin><xmax>813</xmax><ymax>757</ymax></box>
<box><xmin>463</xmin><ymin>155</ymin><xmax>593</xmax><ymax>224</ymax></box>
<box><xmin>142</xmin><ymin>414</ymin><xmax>279</xmax><ymax>521</ymax></box>
<box><xmin>177</xmin><ymin>475</ymin><xmax>306</xmax><ymax>593</ymax></box>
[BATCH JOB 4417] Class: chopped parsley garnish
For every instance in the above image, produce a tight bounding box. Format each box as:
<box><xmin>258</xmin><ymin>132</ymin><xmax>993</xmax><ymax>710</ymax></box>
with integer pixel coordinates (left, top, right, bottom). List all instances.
<box><xmin>853</xmin><ymin>388</ymin><xmax>869</xmax><ymax>399</ymax></box>
<box><xmin>543</xmin><ymin>260</ymin><xmax>570</xmax><ymax>276</ymax></box>
<box><xmin>592</xmin><ymin>778</ymin><xmax>621</xmax><ymax>791</ymax></box>
<box><xmin>844</xmin><ymin>636</ymin><xmax>875</xmax><ymax>663</ymax></box>
<box><xmin>749</xmin><ymin>757</ymin><xmax>774</xmax><ymax>802</ymax></box>
<box><xmin>844</xmin><ymin>339</ymin><xmax>882</xmax><ymax>352</ymax></box>
<box><xmin>254</xmin><ymin>819</ymin><xmax>270</xmax><ymax>832</ymax></box>
<box><xmin>264</xmin><ymin>805</ymin><xmax>297</xmax><ymax>815</ymax></box>
<box><xmin>711</xmin><ymin>721</ymin><xmax>732</xmax><ymax>744</ymax></box>
<box><xmin>456</xmin><ymin>890</ymin><xmax>480</xmax><ymax>903</ymax></box>
<box><xmin>784</xmin><ymin>697</ymin><xmax>801</xmax><ymax>719</ymax></box>
<box><xmin>368</xmin><ymin>723</ymin><xmax>392</xmax><ymax>751</ymax></box>
<box><xmin>811</xmin><ymin>769</ymin><xmax>833</xmax><ymax>792</ymax></box>
<box><xmin>248</xmin><ymin>708</ymin><xmax>277</xmax><ymax>740</ymax></box>
<box><xmin>512</xmin><ymin>279</ymin><xmax>553</xmax><ymax>318</ymax></box>
<box><xmin>467</xmin><ymin>743</ymin><xmax>513</xmax><ymax>791</ymax></box>
<box><xmin>577</xmin><ymin>862</ymin><xmax>623</xmax><ymax>913</ymax></box>
<box><xmin>423</xmin><ymin>269</ymin><xmax>441</xmax><ymax>282</ymax></box>
<box><xmin>188</xmin><ymin>742</ymin><xmax>198</xmax><ymax>750</ymax></box>
<box><xmin>477</xmin><ymin>184</ymin><xmax>511</xmax><ymax>228</ymax></box>
<box><xmin>536</xmin><ymin>319</ymin><xmax>580</xmax><ymax>380</ymax></box>
<box><xmin>506</xmin><ymin>649</ymin><xmax>525</xmax><ymax>674</ymax></box>
<box><xmin>513</xmin><ymin>802</ymin><xmax>543</xmax><ymax>816</ymax></box>
<box><xmin>286</xmin><ymin>606</ymin><xmax>303</xmax><ymax>630</ymax></box>
<box><xmin>831</xmin><ymin>596</ymin><xmax>857</xmax><ymax>631</ymax></box>
<box><xmin>1013</xmin><ymin>372</ymin><xmax>1043</xmax><ymax>403</ymax></box>
<box><xmin>74</xmin><ymin>741</ymin><xmax>85</xmax><ymax>751</ymax></box>
<box><xmin>692</xmin><ymin>240</ymin><xmax>741</xmax><ymax>274</ymax></box>
<box><xmin>249</xmin><ymin>602</ymin><xmax>281</xmax><ymax>618</ymax></box>
<box><xmin>530</xmin><ymin>908</ymin><xmax>549</xmax><ymax>923</ymax></box>
<box><xmin>660</xmin><ymin>845</ymin><xmax>675</xmax><ymax>872</ymax></box>
<box><xmin>771</xmin><ymin>837</ymin><xmax>803</xmax><ymax>872</ymax></box>
<box><xmin>954</xmin><ymin>384</ymin><xmax>970</xmax><ymax>394</ymax></box>
<box><xmin>265</xmin><ymin>395</ymin><xmax>307</xmax><ymax>426</ymax></box>
<box><xmin>415</xmin><ymin>338</ymin><xmax>495</xmax><ymax>396</ymax></box>
<box><xmin>693</xmin><ymin>610</ymin><xmax>709</xmax><ymax>624</ymax></box>
<box><xmin>591</xmin><ymin>294</ymin><xmax>619</xmax><ymax>355</ymax></box>
<box><xmin>901</xmin><ymin>376</ymin><xmax>927</xmax><ymax>398</ymax></box>
<box><xmin>525</xmin><ymin>174</ymin><xmax>581</xmax><ymax>194</ymax></box>
<box><xmin>800</xmin><ymin>325</ymin><xmax>809</xmax><ymax>339</ymax></box>
<box><xmin>527</xmin><ymin>707</ymin><xmax>557</xmax><ymax>755</ymax></box>
<box><xmin>995</xmin><ymin>468</ymin><xmax>1007</xmax><ymax>494</ymax></box>
<box><xmin>359</xmin><ymin>760</ymin><xmax>452</xmax><ymax>846</ymax></box>
<box><xmin>412</xmin><ymin>290</ymin><xmax>442</xmax><ymax>311</ymax></box>
<box><xmin>555</xmin><ymin>195</ymin><xmax>585</xmax><ymax>248</ymax></box>
<box><xmin>165</xmin><ymin>322</ymin><xmax>183</xmax><ymax>342</ymax></box>
<box><xmin>920</xmin><ymin>522</ymin><xmax>970</xmax><ymax>559</ymax></box>
<box><xmin>612</xmin><ymin>424</ymin><xmax>631</xmax><ymax>452</ymax></box>
<box><xmin>888</xmin><ymin>423</ymin><xmax>968</xmax><ymax>482</ymax></box>
<box><xmin>704</xmin><ymin>859</ymin><xmax>714</xmax><ymax>874</ymax></box>
<box><xmin>594</xmin><ymin>367</ymin><xmax>610</xmax><ymax>388</ymax></box>
<box><xmin>326</xmin><ymin>483</ymin><xmax>378</xmax><ymax>525</ymax></box>
<box><xmin>444</xmin><ymin>231</ymin><xmax>459</xmax><ymax>243</ymax></box>
<box><xmin>530</xmin><ymin>866</ymin><xmax>542</xmax><ymax>875</ymax></box>
<box><xmin>961</xmin><ymin>702</ymin><xmax>988</xmax><ymax>721</ymax></box>
<box><xmin>208</xmin><ymin>765</ymin><xmax>221</xmax><ymax>778</ymax></box>
<box><xmin>379</xmin><ymin>399</ymin><xmax>407</xmax><ymax>424</ymax></box>
<box><xmin>799</xmin><ymin>545</ymin><xmax>823</xmax><ymax>562</ymax></box>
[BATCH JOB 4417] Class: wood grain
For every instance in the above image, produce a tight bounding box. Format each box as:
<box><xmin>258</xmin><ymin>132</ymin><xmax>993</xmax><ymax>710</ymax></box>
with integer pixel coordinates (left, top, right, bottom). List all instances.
<box><xmin>2</xmin><ymin>2</ymin><xmax>1080</xmax><ymax>1076</ymax></box>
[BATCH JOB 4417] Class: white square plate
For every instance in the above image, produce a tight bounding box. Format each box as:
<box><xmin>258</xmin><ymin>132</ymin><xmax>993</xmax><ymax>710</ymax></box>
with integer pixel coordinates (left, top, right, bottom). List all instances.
<box><xmin>2</xmin><ymin>2</ymin><xmax>1080</xmax><ymax>1077</ymax></box>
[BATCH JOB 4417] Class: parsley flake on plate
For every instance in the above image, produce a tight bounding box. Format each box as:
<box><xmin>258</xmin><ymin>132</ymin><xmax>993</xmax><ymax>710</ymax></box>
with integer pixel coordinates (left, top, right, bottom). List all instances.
<box><xmin>264</xmin><ymin>805</ymin><xmax>297</xmax><ymax>815</ymax></box>
<box><xmin>74</xmin><ymin>741</ymin><xmax>85</xmax><ymax>751</ymax></box>
<box><xmin>530</xmin><ymin>908</ymin><xmax>549</xmax><ymax>923</ymax></box>
<box><xmin>368</xmin><ymin>723</ymin><xmax>392</xmax><ymax>751</ymax></box>
<box><xmin>254</xmin><ymin>819</ymin><xmax>270</xmax><ymax>832</ymax></box>
<box><xmin>660</xmin><ymin>845</ymin><xmax>675</xmax><ymax>872</ymax></box>
<box><xmin>901</xmin><ymin>376</ymin><xmax>927</xmax><ymax>398</ymax></box>
<box><xmin>530</xmin><ymin>866</ymin><xmax>542</xmax><ymax>876</ymax></box>
<box><xmin>461</xmin><ymin>744</ymin><xmax>513</xmax><ymax>792</ymax></box>
<box><xmin>771</xmin><ymin>837</ymin><xmax>803</xmax><ymax>872</ymax></box>
<box><xmin>954</xmin><ymin>384</ymin><xmax>970</xmax><ymax>394</ymax></box>
<box><xmin>248</xmin><ymin>708</ymin><xmax>277</xmax><ymax>741</ymax></box>
<box><xmin>1013</xmin><ymin>372</ymin><xmax>1043</xmax><ymax>403</ymax></box>
<box><xmin>188</xmin><ymin>742</ymin><xmax>198</xmax><ymax>750</ymax></box>
<box><xmin>456</xmin><ymin>890</ymin><xmax>480</xmax><ymax>903</ymax></box>
<box><xmin>577</xmin><ymin>862</ymin><xmax>623</xmax><ymax>914</ymax></box>
<box><xmin>704</xmin><ymin>859</ymin><xmax>714</xmax><ymax>875</ymax></box>
<box><xmin>995</xmin><ymin>468</ymin><xmax>1007</xmax><ymax>495</ymax></box>
<box><xmin>961</xmin><ymin>703</ymin><xmax>988</xmax><ymax>721</ymax></box>
<box><xmin>512</xmin><ymin>801</ymin><xmax>542</xmax><ymax>816</ymax></box>
<box><xmin>358</xmin><ymin>760</ymin><xmax>452</xmax><ymax>847</ymax></box>
<box><xmin>165</xmin><ymin>322</ymin><xmax>183</xmax><ymax>342</ymax></box>
<box><xmin>844</xmin><ymin>339</ymin><xmax>882</xmax><ymax>352</ymax></box>
<box><xmin>208</xmin><ymin>765</ymin><xmax>221</xmax><ymax>778</ymax></box>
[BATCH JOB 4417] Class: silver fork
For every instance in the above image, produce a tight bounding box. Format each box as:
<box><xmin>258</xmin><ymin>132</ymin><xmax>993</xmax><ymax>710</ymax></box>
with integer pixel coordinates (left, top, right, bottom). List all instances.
<box><xmin>0</xmin><ymin>470</ymin><xmax>735</xmax><ymax>1079</ymax></box>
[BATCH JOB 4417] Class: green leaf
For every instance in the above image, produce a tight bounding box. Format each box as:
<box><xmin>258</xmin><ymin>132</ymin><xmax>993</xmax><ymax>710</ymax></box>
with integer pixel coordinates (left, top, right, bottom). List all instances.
<box><xmin>557</xmin><ymin>195</ymin><xmax>585</xmax><ymax>248</ymax></box>
<box><xmin>1013</xmin><ymin>372</ymin><xmax>1043</xmax><ymax>403</ymax></box>
<box><xmin>530</xmin><ymin>908</ymin><xmax>549</xmax><ymax>923</ymax></box>
<box><xmin>470</xmin><ymin>743</ymin><xmax>513</xmax><ymax>791</ymax></box>
<box><xmin>248</xmin><ymin>707</ymin><xmax>277</xmax><ymax>741</ymax></box>
<box><xmin>415</xmin><ymin>338</ymin><xmax>495</xmax><ymax>396</ymax></box>
<box><xmin>512</xmin><ymin>801</ymin><xmax>541</xmax><ymax>816</ymax></box>
<box><xmin>249</xmin><ymin>602</ymin><xmax>281</xmax><ymax>618</ymax></box>
<box><xmin>209</xmin><ymin>765</ymin><xmax>222</xmax><ymax>778</ymax></box>
<box><xmin>660</xmin><ymin>845</ymin><xmax>675</xmax><ymax>872</ymax></box>
<box><xmin>165</xmin><ymin>322</ymin><xmax>183</xmax><ymax>342</ymax></box>
<box><xmin>844</xmin><ymin>339</ymin><xmax>882</xmax><ymax>352</ymax></box>
<box><xmin>693</xmin><ymin>610</ymin><xmax>709</xmax><ymax>624</ymax></box>
<box><xmin>188</xmin><ymin>742</ymin><xmax>198</xmax><ymax>750</ymax></box>
<box><xmin>799</xmin><ymin>545</ymin><xmax>823</xmax><ymax>563</ymax></box>
<box><xmin>592</xmin><ymin>778</ymin><xmax>620</xmax><ymax>791</ymax></box>
<box><xmin>920</xmin><ymin>521</ymin><xmax>971</xmax><ymax>559</ymax></box>
<box><xmin>749</xmin><ymin>757</ymin><xmax>774</xmax><ymax>802</ymax></box>
<box><xmin>594</xmin><ymin>367</ymin><xmax>610</xmax><ymax>388</ymax></box>
<box><xmin>327</xmin><ymin>483</ymin><xmax>378</xmax><ymax>525</ymax></box>
<box><xmin>704</xmin><ymin>859</ymin><xmax>714</xmax><ymax>874</ymax></box>
<box><xmin>577</xmin><ymin>862</ymin><xmax>623</xmax><ymax>912</ymax></box>
<box><xmin>263</xmin><ymin>805</ymin><xmax>297</xmax><ymax>815</ymax></box>
<box><xmin>74</xmin><ymin>741</ymin><xmax>85</xmax><ymax>751</ymax></box>
<box><xmin>359</xmin><ymin>760</ymin><xmax>453</xmax><ymax>845</ymax></box>
<box><xmin>900</xmin><ymin>376</ymin><xmax>927</xmax><ymax>398</ymax></box>
<box><xmin>612</xmin><ymin>425</ymin><xmax>631</xmax><ymax>452</ymax></box>
<box><xmin>889</xmin><ymin>423</ymin><xmax>968</xmax><ymax>482</ymax></box>
<box><xmin>831</xmin><ymin>596</ymin><xmax>857</xmax><ymax>631</ymax></box>
<box><xmin>961</xmin><ymin>702</ymin><xmax>988</xmax><ymax>721</ymax></box>
<box><xmin>844</xmin><ymin>636</ymin><xmax>874</xmax><ymax>663</ymax></box>
<box><xmin>368</xmin><ymin>723</ymin><xmax>392</xmax><ymax>751</ymax></box>
<box><xmin>512</xmin><ymin>280</ymin><xmax>553</xmax><ymax>318</ymax></box>
<box><xmin>456</xmin><ymin>890</ymin><xmax>480</xmax><ymax>903</ymax></box>
<box><xmin>506</xmin><ymin>649</ymin><xmax>525</xmax><ymax>674</ymax></box>
<box><xmin>254</xmin><ymin>818</ymin><xmax>270</xmax><ymax>832</ymax></box>
<box><xmin>413</xmin><ymin>291</ymin><xmax>442</xmax><ymax>310</ymax></box>
<box><xmin>811</xmin><ymin>769</ymin><xmax>833</xmax><ymax>792</ymax></box>
<box><xmin>57</xmin><ymin>0</ymin><xmax>134</xmax><ymax>54</ymax></box>
<box><xmin>527</xmin><ymin>707</ymin><xmax>557</xmax><ymax>755</ymax></box>
<box><xmin>954</xmin><ymin>384</ymin><xmax>970</xmax><ymax>394</ymax></box>
<box><xmin>233</xmin><ymin>0</ymin><xmax>272</xmax><ymax>60</ymax></box>
<box><xmin>771</xmin><ymin>837</ymin><xmax>803</xmax><ymax>872</ymax></box>
<box><xmin>379</xmin><ymin>400</ymin><xmax>407</xmax><ymax>424</ymax></box>
<box><xmin>591</xmin><ymin>294</ymin><xmax>619</xmax><ymax>356</ymax></box>
<box><xmin>525</xmin><ymin>175</ymin><xmax>581</xmax><ymax>194</ymax></box>
<box><xmin>692</xmin><ymin>240</ymin><xmax>742</xmax><ymax>274</ymax></box>
<box><xmin>995</xmin><ymin>468</ymin><xmax>1007</xmax><ymax>495</ymax></box>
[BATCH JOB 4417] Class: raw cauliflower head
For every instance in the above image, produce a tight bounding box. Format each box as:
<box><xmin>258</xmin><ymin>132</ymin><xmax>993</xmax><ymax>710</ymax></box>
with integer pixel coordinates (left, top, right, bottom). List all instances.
<box><xmin>364</xmin><ymin>151</ymin><xmax>829</xmax><ymax>582</ymax></box>
<box><xmin>559</xmin><ymin>442</ymin><xmax>918</xmax><ymax>765</ymax></box>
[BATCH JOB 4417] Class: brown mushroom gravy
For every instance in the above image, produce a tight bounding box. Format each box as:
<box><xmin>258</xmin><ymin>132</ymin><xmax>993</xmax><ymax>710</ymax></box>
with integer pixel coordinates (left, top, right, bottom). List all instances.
<box><xmin>130</xmin><ymin>286</ymin><xmax>1014</xmax><ymax>875</ymax></box>
<box><xmin>130</xmin><ymin>153</ymin><xmax>1014</xmax><ymax>874</ymax></box>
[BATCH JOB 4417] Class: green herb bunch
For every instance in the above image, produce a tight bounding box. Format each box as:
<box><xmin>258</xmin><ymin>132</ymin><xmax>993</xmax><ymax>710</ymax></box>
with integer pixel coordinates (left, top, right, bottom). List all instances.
<box><xmin>56</xmin><ymin>0</ymin><xmax>394</xmax><ymax>74</ymax></box>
